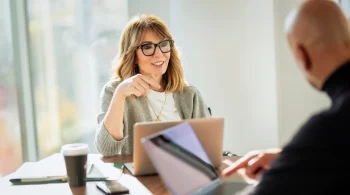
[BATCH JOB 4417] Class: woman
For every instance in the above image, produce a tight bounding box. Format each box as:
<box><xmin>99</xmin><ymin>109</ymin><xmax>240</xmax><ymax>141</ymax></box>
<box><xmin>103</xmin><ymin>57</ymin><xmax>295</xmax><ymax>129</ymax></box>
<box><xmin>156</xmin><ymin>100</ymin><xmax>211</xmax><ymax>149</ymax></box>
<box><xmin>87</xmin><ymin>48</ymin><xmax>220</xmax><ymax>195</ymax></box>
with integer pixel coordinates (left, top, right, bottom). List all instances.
<box><xmin>95</xmin><ymin>14</ymin><xmax>210</xmax><ymax>156</ymax></box>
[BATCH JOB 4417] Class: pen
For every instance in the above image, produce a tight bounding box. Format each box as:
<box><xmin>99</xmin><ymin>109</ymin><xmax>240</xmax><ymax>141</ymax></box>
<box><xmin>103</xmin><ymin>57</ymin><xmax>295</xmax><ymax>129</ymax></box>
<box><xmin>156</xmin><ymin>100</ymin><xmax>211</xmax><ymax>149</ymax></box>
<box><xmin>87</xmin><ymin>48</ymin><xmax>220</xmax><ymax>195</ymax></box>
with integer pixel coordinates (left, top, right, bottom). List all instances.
<box><xmin>87</xmin><ymin>164</ymin><xmax>94</xmax><ymax>174</ymax></box>
<box><xmin>9</xmin><ymin>176</ymin><xmax>67</xmax><ymax>185</ymax></box>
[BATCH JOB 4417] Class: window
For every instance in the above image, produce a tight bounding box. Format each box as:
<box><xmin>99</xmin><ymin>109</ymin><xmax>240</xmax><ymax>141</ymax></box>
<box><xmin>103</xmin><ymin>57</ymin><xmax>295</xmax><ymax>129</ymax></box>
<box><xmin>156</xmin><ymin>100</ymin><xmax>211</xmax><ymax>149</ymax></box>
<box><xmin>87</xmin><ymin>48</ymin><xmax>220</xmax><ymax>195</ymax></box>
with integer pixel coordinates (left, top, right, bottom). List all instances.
<box><xmin>26</xmin><ymin>0</ymin><xmax>128</xmax><ymax>159</ymax></box>
<box><xmin>0</xmin><ymin>0</ymin><xmax>23</xmax><ymax>177</ymax></box>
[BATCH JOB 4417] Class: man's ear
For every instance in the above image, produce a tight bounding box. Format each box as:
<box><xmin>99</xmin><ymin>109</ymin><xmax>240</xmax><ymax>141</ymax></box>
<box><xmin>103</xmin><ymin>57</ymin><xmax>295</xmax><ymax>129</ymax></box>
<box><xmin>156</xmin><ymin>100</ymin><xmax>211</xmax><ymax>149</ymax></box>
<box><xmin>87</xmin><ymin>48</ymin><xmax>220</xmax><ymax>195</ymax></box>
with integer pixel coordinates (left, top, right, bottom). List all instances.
<box><xmin>295</xmin><ymin>44</ymin><xmax>312</xmax><ymax>71</ymax></box>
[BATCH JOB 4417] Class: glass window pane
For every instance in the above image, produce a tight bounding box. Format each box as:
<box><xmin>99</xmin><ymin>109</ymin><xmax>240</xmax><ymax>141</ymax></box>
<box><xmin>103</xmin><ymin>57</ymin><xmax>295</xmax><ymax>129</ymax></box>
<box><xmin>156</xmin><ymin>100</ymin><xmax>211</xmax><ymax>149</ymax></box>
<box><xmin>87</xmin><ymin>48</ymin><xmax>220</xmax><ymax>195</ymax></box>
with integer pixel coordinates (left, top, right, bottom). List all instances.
<box><xmin>0</xmin><ymin>0</ymin><xmax>23</xmax><ymax>177</ymax></box>
<box><xmin>26</xmin><ymin>0</ymin><xmax>128</xmax><ymax>159</ymax></box>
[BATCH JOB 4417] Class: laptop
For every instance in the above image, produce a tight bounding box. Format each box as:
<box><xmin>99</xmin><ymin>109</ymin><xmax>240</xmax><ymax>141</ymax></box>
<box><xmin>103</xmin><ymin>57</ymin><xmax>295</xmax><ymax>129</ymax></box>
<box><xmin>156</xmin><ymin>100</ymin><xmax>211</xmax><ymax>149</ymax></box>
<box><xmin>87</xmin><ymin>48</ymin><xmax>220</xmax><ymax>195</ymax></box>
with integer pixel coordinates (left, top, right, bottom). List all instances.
<box><xmin>141</xmin><ymin>122</ymin><xmax>252</xmax><ymax>195</ymax></box>
<box><xmin>124</xmin><ymin>117</ymin><xmax>224</xmax><ymax>176</ymax></box>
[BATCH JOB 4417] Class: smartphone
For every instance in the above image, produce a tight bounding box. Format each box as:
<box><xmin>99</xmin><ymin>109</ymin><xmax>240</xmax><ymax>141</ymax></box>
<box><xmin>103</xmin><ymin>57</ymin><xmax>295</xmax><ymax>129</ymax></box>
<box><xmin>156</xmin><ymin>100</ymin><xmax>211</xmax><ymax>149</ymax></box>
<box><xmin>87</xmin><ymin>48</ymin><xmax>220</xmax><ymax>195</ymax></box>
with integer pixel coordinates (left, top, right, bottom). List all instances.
<box><xmin>96</xmin><ymin>180</ymin><xmax>129</xmax><ymax>194</ymax></box>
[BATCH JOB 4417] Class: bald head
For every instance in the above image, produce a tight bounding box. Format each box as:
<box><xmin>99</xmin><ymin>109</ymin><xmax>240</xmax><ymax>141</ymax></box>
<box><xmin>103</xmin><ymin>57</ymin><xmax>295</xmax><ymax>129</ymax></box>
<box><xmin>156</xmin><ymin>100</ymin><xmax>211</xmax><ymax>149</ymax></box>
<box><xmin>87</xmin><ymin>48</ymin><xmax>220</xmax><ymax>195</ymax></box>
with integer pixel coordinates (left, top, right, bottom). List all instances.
<box><xmin>285</xmin><ymin>0</ymin><xmax>350</xmax><ymax>90</ymax></box>
<box><xmin>286</xmin><ymin>0</ymin><xmax>350</xmax><ymax>49</ymax></box>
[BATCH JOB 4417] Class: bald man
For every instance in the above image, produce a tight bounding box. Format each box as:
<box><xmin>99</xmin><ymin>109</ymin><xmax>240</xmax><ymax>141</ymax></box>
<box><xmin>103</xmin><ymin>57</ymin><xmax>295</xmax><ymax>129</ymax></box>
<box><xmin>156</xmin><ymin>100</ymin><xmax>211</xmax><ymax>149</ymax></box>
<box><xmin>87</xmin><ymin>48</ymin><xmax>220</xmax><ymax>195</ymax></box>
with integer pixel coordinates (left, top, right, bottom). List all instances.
<box><xmin>222</xmin><ymin>0</ymin><xmax>350</xmax><ymax>194</ymax></box>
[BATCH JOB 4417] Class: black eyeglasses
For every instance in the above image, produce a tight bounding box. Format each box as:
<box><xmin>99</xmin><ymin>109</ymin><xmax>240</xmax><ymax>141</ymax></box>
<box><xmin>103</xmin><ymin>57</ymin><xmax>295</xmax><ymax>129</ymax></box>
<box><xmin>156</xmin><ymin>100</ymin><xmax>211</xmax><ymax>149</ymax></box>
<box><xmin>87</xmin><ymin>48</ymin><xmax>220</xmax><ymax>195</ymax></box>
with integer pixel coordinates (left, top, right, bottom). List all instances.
<box><xmin>137</xmin><ymin>40</ymin><xmax>174</xmax><ymax>56</ymax></box>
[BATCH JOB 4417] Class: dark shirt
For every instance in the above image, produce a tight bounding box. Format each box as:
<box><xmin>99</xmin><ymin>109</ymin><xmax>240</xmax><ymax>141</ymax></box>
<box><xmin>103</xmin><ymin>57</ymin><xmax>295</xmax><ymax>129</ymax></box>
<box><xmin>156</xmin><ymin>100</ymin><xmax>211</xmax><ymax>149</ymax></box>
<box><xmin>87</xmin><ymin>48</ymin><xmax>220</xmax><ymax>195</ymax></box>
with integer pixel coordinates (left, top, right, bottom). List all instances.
<box><xmin>251</xmin><ymin>61</ymin><xmax>350</xmax><ymax>195</ymax></box>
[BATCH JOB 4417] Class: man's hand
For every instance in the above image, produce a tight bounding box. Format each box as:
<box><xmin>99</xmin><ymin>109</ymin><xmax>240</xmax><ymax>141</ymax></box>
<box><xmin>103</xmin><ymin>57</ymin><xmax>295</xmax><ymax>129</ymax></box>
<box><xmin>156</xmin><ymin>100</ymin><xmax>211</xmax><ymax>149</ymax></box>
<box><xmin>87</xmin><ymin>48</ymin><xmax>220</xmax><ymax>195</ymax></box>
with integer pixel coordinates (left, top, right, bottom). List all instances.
<box><xmin>222</xmin><ymin>148</ymin><xmax>281</xmax><ymax>180</ymax></box>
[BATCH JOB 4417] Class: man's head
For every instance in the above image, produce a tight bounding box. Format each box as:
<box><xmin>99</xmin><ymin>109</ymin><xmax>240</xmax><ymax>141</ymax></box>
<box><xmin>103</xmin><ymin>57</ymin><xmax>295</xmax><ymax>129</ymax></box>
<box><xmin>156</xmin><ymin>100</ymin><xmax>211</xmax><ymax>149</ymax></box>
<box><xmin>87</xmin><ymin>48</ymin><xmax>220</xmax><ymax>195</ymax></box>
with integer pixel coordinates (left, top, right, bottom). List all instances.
<box><xmin>285</xmin><ymin>0</ymin><xmax>350</xmax><ymax>90</ymax></box>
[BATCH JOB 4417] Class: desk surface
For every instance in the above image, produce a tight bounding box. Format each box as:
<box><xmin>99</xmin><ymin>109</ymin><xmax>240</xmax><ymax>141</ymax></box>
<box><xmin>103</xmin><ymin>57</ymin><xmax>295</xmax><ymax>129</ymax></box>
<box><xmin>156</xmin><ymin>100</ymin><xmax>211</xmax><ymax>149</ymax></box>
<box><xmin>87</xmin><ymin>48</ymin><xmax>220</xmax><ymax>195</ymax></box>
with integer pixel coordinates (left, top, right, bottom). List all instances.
<box><xmin>1</xmin><ymin>154</ymin><xmax>242</xmax><ymax>195</ymax></box>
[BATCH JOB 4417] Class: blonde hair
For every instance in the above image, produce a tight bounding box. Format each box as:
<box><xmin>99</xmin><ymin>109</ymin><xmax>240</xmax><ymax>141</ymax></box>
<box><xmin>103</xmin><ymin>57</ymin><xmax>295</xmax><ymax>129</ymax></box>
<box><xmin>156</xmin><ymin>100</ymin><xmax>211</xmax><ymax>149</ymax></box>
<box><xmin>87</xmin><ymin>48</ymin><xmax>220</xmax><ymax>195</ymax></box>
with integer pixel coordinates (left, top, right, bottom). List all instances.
<box><xmin>113</xmin><ymin>14</ymin><xmax>185</xmax><ymax>92</ymax></box>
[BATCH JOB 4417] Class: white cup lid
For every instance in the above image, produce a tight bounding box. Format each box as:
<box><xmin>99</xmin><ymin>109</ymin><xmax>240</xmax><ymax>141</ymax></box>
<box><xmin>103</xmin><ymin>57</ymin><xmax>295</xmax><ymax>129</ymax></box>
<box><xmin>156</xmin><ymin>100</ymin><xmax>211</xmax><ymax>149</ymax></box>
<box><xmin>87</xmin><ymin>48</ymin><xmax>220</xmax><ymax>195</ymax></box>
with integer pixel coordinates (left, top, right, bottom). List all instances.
<box><xmin>61</xmin><ymin>143</ymin><xmax>89</xmax><ymax>156</ymax></box>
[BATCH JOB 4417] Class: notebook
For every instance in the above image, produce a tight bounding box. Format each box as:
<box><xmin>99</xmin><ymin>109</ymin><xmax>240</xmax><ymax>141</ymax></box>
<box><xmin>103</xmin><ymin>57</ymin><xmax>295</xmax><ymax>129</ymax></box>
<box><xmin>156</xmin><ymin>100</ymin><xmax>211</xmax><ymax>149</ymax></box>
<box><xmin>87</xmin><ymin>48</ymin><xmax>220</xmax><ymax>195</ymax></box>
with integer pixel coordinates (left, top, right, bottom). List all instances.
<box><xmin>8</xmin><ymin>154</ymin><xmax>121</xmax><ymax>185</ymax></box>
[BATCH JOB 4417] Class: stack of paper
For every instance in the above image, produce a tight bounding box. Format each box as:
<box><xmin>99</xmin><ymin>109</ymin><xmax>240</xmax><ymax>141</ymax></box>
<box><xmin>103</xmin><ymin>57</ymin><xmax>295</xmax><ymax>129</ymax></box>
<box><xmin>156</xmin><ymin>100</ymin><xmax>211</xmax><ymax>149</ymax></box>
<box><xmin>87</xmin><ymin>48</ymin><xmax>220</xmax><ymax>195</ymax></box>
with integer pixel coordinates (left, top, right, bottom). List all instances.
<box><xmin>8</xmin><ymin>153</ymin><xmax>122</xmax><ymax>185</ymax></box>
<box><xmin>9</xmin><ymin>162</ymin><xmax>66</xmax><ymax>184</ymax></box>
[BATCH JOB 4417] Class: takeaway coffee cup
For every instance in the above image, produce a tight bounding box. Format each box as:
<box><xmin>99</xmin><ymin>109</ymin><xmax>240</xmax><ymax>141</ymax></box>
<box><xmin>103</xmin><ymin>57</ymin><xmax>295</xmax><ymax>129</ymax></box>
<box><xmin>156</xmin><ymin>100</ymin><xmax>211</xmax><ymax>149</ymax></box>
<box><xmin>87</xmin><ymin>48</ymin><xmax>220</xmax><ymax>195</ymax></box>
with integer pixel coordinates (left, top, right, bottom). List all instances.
<box><xmin>61</xmin><ymin>143</ymin><xmax>89</xmax><ymax>186</ymax></box>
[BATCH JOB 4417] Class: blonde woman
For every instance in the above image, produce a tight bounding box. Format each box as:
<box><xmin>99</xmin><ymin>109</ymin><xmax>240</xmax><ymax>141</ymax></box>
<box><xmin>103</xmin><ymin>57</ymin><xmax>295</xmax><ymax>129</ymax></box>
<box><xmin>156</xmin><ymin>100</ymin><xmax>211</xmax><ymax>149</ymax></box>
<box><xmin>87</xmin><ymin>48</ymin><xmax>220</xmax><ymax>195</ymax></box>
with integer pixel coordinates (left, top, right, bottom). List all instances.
<box><xmin>95</xmin><ymin>15</ymin><xmax>210</xmax><ymax>156</ymax></box>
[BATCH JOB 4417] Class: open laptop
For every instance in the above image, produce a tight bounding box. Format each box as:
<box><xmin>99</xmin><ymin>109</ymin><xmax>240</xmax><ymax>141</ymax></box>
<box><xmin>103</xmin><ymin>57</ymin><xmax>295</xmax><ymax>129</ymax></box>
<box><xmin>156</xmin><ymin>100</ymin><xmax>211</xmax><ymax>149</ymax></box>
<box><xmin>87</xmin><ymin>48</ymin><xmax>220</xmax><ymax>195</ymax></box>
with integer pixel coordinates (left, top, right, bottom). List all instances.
<box><xmin>124</xmin><ymin>117</ymin><xmax>224</xmax><ymax>176</ymax></box>
<box><xmin>141</xmin><ymin>122</ymin><xmax>252</xmax><ymax>195</ymax></box>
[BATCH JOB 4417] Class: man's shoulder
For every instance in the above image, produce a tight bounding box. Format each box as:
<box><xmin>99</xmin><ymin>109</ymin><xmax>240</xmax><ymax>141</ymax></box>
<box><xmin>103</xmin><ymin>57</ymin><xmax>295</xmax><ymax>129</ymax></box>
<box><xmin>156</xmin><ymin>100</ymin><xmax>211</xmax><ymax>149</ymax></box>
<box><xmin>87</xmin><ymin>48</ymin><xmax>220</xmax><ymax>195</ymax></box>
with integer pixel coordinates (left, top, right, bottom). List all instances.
<box><xmin>289</xmin><ymin>98</ymin><xmax>350</xmax><ymax>146</ymax></box>
<box><xmin>328</xmin><ymin>92</ymin><xmax>350</xmax><ymax>117</ymax></box>
<box><xmin>307</xmin><ymin>92</ymin><xmax>350</xmax><ymax>126</ymax></box>
<box><xmin>312</xmin><ymin>92</ymin><xmax>350</xmax><ymax>129</ymax></box>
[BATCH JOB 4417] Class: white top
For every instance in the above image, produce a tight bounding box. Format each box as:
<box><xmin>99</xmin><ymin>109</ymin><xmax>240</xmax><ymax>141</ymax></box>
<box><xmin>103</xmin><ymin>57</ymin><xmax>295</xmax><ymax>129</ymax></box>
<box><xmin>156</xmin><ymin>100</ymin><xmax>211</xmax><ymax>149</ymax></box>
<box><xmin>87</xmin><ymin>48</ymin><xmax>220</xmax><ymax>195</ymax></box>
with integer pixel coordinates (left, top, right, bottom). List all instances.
<box><xmin>147</xmin><ymin>90</ymin><xmax>181</xmax><ymax>122</ymax></box>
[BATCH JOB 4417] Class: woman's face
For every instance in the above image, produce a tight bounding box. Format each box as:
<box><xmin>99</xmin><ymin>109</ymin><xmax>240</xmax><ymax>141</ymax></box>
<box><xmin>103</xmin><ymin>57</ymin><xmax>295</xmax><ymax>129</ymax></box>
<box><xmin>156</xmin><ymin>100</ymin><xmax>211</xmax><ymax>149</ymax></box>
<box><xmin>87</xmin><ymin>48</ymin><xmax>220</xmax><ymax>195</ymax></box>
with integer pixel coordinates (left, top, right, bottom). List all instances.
<box><xmin>135</xmin><ymin>31</ymin><xmax>171</xmax><ymax>80</ymax></box>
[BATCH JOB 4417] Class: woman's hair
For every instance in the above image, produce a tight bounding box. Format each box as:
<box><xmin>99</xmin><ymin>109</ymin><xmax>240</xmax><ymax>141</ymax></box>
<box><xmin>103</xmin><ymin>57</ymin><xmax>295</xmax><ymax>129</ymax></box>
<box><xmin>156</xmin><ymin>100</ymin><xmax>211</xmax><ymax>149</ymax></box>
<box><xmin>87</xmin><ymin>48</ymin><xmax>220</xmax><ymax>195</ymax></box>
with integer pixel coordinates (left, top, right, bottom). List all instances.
<box><xmin>113</xmin><ymin>14</ymin><xmax>185</xmax><ymax>92</ymax></box>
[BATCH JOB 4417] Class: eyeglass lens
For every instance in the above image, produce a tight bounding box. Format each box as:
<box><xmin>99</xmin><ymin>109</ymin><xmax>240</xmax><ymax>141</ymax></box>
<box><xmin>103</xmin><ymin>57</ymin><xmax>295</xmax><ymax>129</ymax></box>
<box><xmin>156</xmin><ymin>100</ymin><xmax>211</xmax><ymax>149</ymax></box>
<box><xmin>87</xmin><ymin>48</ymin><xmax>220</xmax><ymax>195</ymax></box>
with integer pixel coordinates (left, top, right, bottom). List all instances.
<box><xmin>140</xmin><ymin>40</ymin><xmax>172</xmax><ymax>56</ymax></box>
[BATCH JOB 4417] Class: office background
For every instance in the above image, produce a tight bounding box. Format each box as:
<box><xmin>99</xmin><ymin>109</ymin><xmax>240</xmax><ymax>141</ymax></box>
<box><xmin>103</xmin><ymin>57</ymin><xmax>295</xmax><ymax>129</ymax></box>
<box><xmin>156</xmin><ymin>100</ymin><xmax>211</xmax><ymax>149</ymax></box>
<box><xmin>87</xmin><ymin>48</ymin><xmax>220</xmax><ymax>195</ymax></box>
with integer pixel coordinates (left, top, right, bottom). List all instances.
<box><xmin>2</xmin><ymin>0</ymin><xmax>346</xmax><ymax>177</ymax></box>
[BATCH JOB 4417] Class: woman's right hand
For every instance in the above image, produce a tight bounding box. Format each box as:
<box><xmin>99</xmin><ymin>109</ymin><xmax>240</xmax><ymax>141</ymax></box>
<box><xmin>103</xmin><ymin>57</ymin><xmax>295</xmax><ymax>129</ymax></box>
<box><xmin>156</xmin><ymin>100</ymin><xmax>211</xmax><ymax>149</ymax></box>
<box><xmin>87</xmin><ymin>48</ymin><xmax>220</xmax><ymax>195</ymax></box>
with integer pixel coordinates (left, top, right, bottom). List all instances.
<box><xmin>116</xmin><ymin>74</ymin><xmax>161</xmax><ymax>97</ymax></box>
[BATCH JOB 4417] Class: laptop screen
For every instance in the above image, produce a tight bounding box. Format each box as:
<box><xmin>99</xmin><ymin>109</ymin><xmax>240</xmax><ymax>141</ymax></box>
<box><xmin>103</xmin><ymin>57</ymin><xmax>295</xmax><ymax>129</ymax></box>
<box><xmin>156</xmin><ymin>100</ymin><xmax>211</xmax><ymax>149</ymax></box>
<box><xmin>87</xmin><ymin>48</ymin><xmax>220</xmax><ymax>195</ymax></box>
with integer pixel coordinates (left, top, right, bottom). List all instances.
<box><xmin>142</xmin><ymin>122</ymin><xmax>218</xmax><ymax>195</ymax></box>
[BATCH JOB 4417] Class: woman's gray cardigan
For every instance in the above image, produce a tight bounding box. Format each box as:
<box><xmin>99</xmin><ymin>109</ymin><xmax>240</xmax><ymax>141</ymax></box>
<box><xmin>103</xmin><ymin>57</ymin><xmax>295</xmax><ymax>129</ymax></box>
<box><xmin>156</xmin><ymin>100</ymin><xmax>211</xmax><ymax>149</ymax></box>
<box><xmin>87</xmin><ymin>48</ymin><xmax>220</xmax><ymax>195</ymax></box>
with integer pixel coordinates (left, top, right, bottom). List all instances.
<box><xmin>94</xmin><ymin>80</ymin><xmax>210</xmax><ymax>156</ymax></box>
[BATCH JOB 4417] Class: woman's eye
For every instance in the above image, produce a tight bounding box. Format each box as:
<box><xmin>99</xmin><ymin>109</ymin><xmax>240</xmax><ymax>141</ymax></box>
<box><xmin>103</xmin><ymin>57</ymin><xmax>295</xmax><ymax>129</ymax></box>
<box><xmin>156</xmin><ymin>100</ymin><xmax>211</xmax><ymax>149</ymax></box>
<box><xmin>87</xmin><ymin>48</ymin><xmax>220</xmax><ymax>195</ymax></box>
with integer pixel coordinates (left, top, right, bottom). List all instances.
<box><xmin>142</xmin><ymin>44</ymin><xmax>153</xmax><ymax>50</ymax></box>
<box><xmin>160</xmin><ymin>42</ymin><xmax>168</xmax><ymax>47</ymax></box>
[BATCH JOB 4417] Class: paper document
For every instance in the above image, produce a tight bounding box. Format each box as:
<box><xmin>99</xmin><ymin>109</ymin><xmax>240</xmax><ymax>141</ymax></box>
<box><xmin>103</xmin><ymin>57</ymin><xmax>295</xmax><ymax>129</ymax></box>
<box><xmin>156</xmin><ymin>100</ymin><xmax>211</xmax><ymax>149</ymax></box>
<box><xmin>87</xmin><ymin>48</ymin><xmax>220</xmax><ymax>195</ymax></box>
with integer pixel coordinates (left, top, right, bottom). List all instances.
<box><xmin>8</xmin><ymin>153</ymin><xmax>122</xmax><ymax>184</ymax></box>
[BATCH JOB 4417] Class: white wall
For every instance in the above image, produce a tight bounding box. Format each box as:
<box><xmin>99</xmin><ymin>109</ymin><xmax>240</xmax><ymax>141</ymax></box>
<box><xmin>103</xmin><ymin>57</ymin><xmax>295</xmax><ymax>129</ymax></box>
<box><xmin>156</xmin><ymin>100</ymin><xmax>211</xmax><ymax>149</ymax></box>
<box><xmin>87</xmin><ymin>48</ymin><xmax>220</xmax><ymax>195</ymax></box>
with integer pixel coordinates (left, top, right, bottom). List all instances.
<box><xmin>127</xmin><ymin>0</ymin><xmax>331</xmax><ymax>155</ymax></box>
<box><xmin>339</xmin><ymin>0</ymin><xmax>350</xmax><ymax>19</ymax></box>
<box><xmin>127</xmin><ymin>0</ymin><xmax>170</xmax><ymax>25</ymax></box>
<box><xmin>169</xmin><ymin>0</ymin><xmax>278</xmax><ymax>155</ymax></box>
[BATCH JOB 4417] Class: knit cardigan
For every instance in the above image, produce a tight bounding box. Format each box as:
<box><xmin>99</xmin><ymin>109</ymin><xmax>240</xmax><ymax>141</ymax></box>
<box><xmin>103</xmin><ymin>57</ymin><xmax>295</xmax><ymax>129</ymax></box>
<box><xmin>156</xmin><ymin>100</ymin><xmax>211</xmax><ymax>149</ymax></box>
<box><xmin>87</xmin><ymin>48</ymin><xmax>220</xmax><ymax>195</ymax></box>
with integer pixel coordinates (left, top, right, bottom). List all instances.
<box><xmin>94</xmin><ymin>79</ymin><xmax>211</xmax><ymax>156</ymax></box>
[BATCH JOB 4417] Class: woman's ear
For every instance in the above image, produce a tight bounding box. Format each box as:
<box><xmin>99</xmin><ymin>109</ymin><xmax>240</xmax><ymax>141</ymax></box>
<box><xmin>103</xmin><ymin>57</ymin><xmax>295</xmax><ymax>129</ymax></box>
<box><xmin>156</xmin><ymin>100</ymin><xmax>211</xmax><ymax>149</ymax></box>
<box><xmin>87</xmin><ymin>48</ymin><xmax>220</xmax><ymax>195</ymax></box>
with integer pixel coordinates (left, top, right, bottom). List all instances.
<box><xmin>295</xmin><ymin>44</ymin><xmax>312</xmax><ymax>71</ymax></box>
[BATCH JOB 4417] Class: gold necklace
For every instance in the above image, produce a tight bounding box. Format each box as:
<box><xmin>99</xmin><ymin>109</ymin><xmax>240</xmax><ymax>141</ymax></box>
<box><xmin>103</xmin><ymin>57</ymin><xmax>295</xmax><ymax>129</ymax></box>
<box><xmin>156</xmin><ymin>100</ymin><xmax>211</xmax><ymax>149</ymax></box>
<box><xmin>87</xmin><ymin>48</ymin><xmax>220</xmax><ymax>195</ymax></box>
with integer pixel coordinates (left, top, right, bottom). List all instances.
<box><xmin>146</xmin><ymin>92</ymin><xmax>167</xmax><ymax>122</ymax></box>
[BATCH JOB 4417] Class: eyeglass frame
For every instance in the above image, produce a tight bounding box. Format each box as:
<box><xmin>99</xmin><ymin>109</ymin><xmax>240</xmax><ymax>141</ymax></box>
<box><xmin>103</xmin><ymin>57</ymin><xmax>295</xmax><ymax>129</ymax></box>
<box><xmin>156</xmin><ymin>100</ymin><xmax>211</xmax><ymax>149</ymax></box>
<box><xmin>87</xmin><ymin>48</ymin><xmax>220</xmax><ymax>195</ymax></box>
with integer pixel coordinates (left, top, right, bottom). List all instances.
<box><xmin>137</xmin><ymin>40</ymin><xmax>174</xmax><ymax>56</ymax></box>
